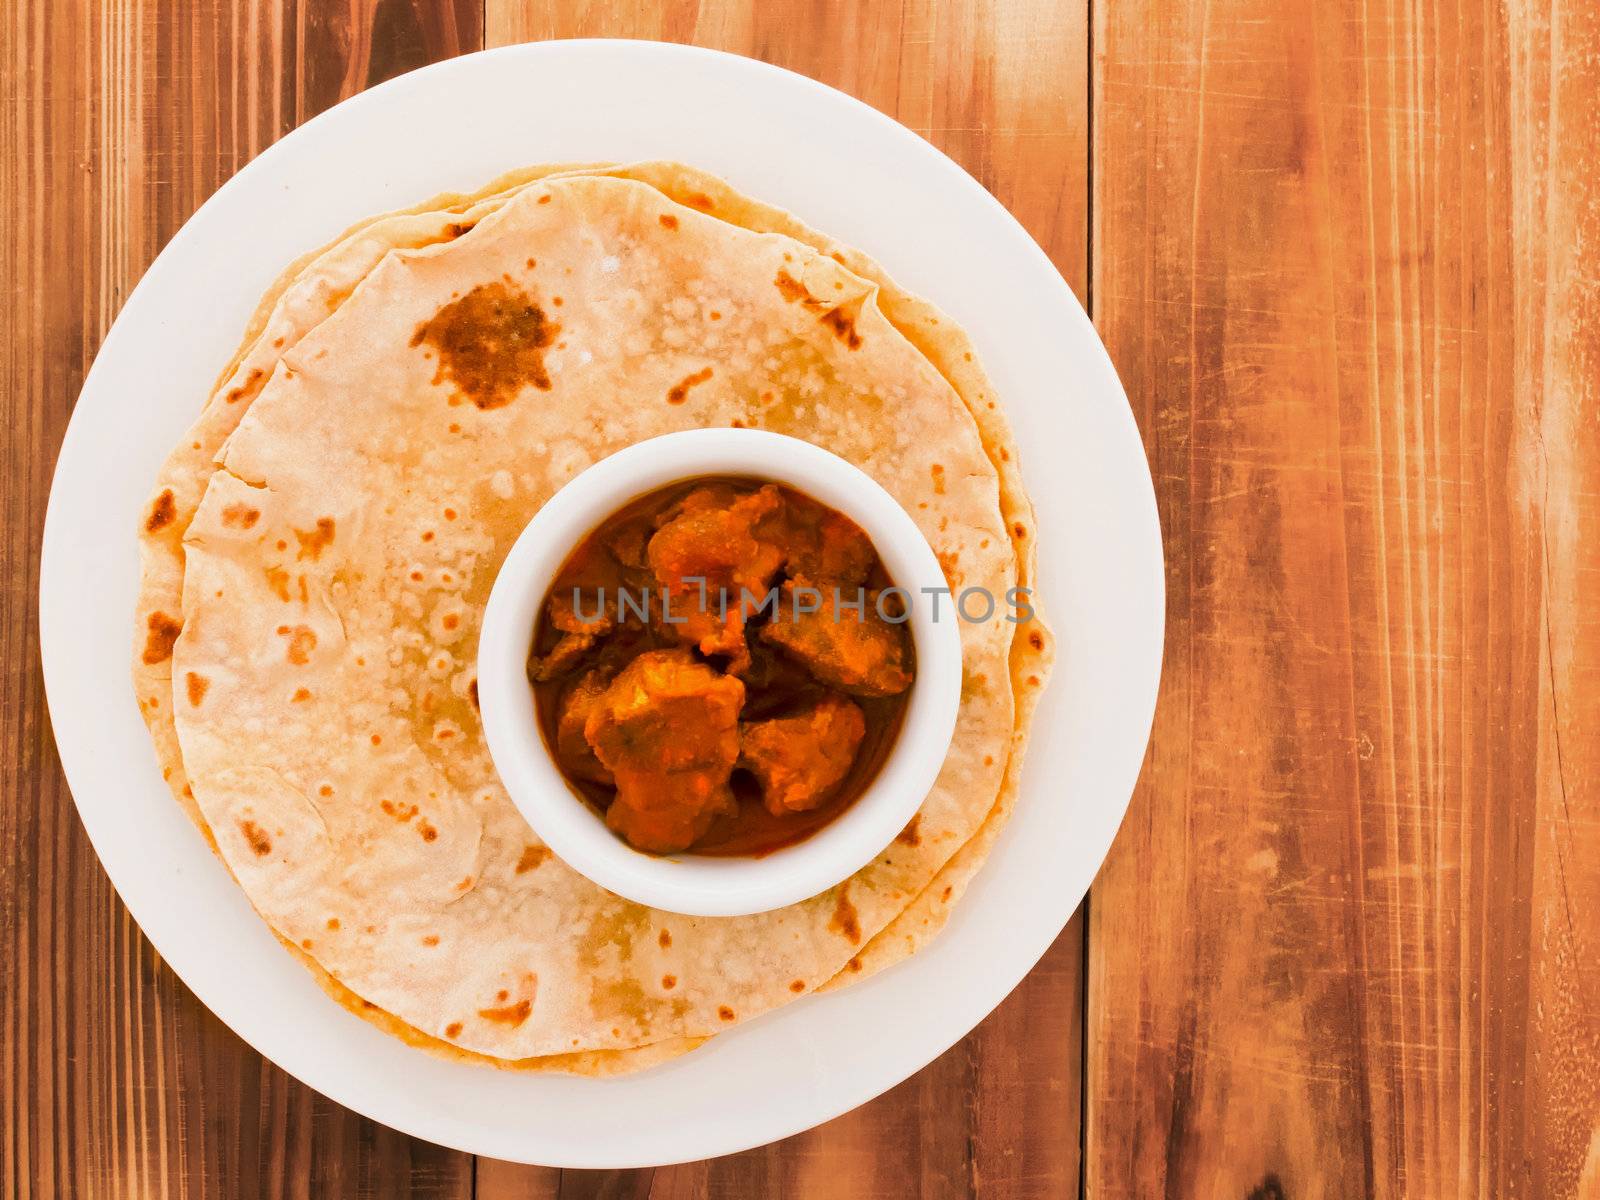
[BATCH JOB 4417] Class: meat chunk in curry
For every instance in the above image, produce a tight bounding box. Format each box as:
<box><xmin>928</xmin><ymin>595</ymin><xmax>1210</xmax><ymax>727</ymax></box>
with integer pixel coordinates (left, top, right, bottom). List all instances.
<box><xmin>646</xmin><ymin>484</ymin><xmax>786</xmax><ymax>670</ymax></box>
<box><xmin>554</xmin><ymin>667</ymin><xmax>616</xmax><ymax>786</ymax></box>
<box><xmin>531</xmin><ymin>591</ymin><xmax>615</xmax><ymax>681</ymax></box>
<box><xmin>740</xmin><ymin>694</ymin><xmax>866</xmax><ymax>815</ymax></box>
<box><xmin>760</xmin><ymin>583</ymin><xmax>914</xmax><ymax>698</ymax></box>
<box><xmin>780</xmin><ymin>508</ymin><xmax>875</xmax><ymax>586</ymax></box>
<box><xmin>583</xmin><ymin>649</ymin><xmax>745</xmax><ymax>853</ymax></box>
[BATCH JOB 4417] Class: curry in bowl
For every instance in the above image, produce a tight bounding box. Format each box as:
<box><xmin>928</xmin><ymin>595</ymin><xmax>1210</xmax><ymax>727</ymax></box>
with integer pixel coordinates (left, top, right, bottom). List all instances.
<box><xmin>528</xmin><ymin>476</ymin><xmax>916</xmax><ymax>856</ymax></box>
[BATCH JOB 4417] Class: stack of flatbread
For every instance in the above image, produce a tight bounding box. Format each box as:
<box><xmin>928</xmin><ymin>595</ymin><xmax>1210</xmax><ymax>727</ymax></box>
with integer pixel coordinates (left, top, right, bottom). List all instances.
<box><xmin>132</xmin><ymin>162</ymin><xmax>1052</xmax><ymax>1073</ymax></box>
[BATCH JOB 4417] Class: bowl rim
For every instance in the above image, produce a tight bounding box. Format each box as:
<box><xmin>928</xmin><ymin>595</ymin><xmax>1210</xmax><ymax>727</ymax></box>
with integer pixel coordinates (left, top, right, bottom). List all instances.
<box><xmin>476</xmin><ymin>428</ymin><xmax>965</xmax><ymax>916</ymax></box>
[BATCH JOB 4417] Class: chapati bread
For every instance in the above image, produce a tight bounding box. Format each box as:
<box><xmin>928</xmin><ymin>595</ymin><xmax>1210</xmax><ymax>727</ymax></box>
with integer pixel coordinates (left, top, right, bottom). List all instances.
<box><xmin>135</xmin><ymin>162</ymin><xmax>598</xmax><ymax>835</ymax></box>
<box><xmin>134</xmin><ymin>163</ymin><xmax>1051</xmax><ymax>1069</ymax></box>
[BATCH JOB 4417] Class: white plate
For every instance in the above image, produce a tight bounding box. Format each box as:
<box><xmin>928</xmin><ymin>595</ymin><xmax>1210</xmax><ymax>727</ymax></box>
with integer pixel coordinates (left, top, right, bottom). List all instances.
<box><xmin>39</xmin><ymin>40</ymin><xmax>1162</xmax><ymax>1167</ymax></box>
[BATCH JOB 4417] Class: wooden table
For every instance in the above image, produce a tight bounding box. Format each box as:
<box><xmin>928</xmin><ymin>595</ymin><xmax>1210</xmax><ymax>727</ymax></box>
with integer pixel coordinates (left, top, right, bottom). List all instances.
<box><xmin>4</xmin><ymin>1</ymin><xmax>1596</xmax><ymax>1196</ymax></box>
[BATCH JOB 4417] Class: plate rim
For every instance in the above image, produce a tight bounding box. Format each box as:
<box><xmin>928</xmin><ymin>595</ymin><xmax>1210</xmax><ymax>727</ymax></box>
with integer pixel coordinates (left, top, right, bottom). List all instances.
<box><xmin>39</xmin><ymin>37</ymin><xmax>1163</xmax><ymax>1166</ymax></box>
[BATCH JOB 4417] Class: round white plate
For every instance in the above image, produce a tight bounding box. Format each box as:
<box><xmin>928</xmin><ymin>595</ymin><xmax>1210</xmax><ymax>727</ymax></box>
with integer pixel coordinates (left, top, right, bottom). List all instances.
<box><xmin>40</xmin><ymin>40</ymin><xmax>1162</xmax><ymax>1167</ymax></box>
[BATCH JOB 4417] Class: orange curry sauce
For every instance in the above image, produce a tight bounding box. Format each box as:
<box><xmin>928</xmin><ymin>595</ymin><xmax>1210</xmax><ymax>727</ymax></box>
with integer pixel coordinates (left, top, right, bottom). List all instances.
<box><xmin>528</xmin><ymin>475</ymin><xmax>915</xmax><ymax>857</ymax></box>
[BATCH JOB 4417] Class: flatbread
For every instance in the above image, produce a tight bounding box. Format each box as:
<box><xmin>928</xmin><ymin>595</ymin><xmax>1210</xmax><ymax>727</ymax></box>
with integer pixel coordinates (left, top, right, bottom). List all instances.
<box><xmin>136</xmin><ymin>163</ymin><xmax>600</xmax><ymax>836</ymax></box>
<box><xmin>134</xmin><ymin>163</ymin><xmax>1051</xmax><ymax>1070</ymax></box>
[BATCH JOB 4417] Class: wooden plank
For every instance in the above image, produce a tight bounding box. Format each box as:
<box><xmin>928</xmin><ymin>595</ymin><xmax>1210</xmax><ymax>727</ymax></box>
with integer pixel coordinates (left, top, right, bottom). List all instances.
<box><xmin>479</xmin><ymin>2</ymin><xmax>1088</xmax><ymax>1196</ymax></box>
<box><xmin>1087</xmin><ymin>0</ymin><xmax>1600</xmax><ymax>1194</ymax></box>
<box><xmin>486</xmin><ymin>0</ymin><xmax>1088</xmax><ymax>289</ymax></box>
<box><xmin>0</xmin><ymin>2</ymin><xmax>481</xmax><ymax>1197</ymax></box>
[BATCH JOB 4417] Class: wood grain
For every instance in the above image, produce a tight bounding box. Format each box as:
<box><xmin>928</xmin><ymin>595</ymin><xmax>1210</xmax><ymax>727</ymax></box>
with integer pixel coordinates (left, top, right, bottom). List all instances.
<box><xmin>1087</xmin><ymin>0</ymin><xmax>1600</xmax><ymax>1196</ymax></box>
<box><xmin>1</xmin><ymin>3</ymin><xmax>481</xmax><ymax>1198</ymax></box>
<box><xmin>7</xmin><ymin>0</ymin><xmax>1596</xmax><ymax>1196</ymax></box>
<box><xmin>486</xmin><ymin>0</ymin><xmax>1089</xmax><ymax>292</ymax></box>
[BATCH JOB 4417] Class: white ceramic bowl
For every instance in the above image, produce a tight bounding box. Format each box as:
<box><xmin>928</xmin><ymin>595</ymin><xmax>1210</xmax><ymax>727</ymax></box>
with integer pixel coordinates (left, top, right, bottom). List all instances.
<box><xmin>477</xmin><ymin>428</ymin><xmax>964</xmax><ymax>917</ymax></box>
